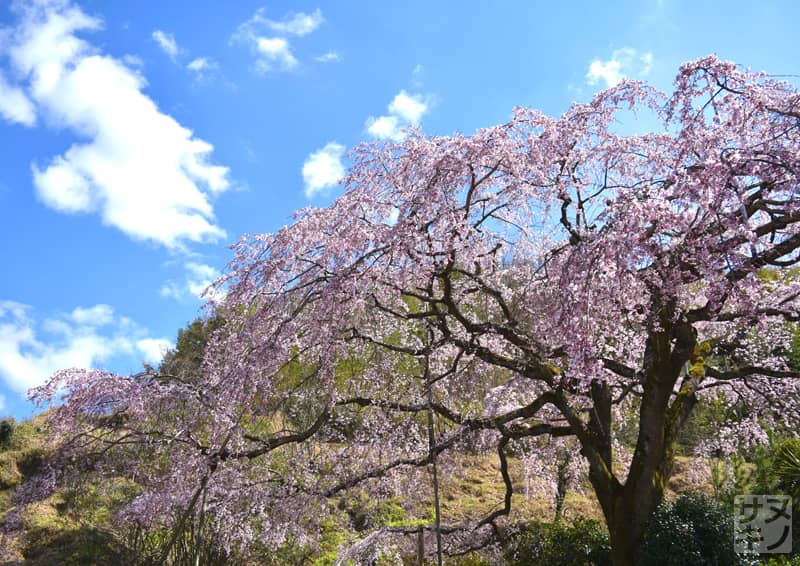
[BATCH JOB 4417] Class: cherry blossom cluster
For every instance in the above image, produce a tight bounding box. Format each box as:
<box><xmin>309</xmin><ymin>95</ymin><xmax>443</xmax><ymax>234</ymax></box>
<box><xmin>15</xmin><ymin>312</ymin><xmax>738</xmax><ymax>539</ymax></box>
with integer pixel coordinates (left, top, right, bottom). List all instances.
<box><xmin>13</xmin><ymin>56</ymin><xmax>800</xmax><ymax>560</ymax></box>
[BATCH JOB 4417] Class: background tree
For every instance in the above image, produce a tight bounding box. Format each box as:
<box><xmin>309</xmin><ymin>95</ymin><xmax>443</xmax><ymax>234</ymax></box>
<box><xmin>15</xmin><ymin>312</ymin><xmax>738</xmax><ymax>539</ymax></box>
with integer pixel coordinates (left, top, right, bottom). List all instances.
<box><xmin>26</xmin><ymin>56</ymin><xmax>800</xmax><ymax>565</ymax></box>
<box><xmin>158</xmin><ymin>316</ymin><xmax>225</xmax><ymax>381</ymax></box>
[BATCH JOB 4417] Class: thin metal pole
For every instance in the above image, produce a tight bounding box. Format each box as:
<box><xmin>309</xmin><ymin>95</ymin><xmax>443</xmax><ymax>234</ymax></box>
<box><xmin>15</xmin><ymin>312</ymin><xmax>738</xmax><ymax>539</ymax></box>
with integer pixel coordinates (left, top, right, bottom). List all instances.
<box><xmin>425</xmin><ymin>353</ymin><xmax>443</xmax><ymax>566</ymax></box>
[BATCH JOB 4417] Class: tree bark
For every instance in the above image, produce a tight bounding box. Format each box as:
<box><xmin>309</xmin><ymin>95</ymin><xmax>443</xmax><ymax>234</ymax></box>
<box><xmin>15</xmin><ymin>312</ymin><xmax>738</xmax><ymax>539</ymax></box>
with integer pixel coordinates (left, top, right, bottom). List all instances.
<box><xmin>582</xmin><ymin>320</ymin><xmax>699</xmax><ymax>566</ymax></box>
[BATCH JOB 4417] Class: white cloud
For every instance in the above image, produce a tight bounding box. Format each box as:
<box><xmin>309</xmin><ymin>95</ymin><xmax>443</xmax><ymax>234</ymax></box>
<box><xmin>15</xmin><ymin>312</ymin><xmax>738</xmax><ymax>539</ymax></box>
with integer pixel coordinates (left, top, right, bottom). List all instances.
<box><xmin>187</xmin><ymin>57</ymin><xmax>211</xmax><ymax>72</ymax></box>
<box><xmin>586</xmin><ymin>48</ymin><xmax>653</xmax><ymax>88</ymax></box>
<box><xmin>152</xmin><ymin>31</ymin><xmax>218</xmax><ymax>80</ymax></box>
<box><xmin>315</xmin><ymin>50</ymin><xmax>341</xmax><ymax>63</ymax></box>
<box><xmin>389</xmin><ymin>90</ymin><xmax>427</xmax><ymax>124</ymax></box>
<box><xmin>70</xmin><ymin>304</ymin><xmax>114</xmax><ymax>326</ymax></box>
<box><xmin>160</xmin><ymin>261</ymin><xmax>223</xmax><ymax>301</ymax></box>
<box><xmin>412</xmin><ymin>63</ymin><xmax>424</xmax><ymax>87</ymax></box>
<box><xmin>366</xmin><ymin>90</ymin><xmax>429</xmax><ymax>141</ymax></box>
<box><xmin>236</xmin><ymin>8</ymin><xmax>323</xmax><ymax>39</ymax></box>
<box><xmin>184</xmin><ymin>262</ymin><xmax>219</xmax><ymax>297</ymax></box>
<box><xmin>159</xmin><ymin>282</ymin><xmax>182</xmax><ymax>300</ymax></box>
<box><xmin>302</xmin><ymin>142</ymin><xmax>345</xmax><ymax>198</ymax></box>
<box><xmin>0</xmin><ymin>394</ymin><xmax>5</xmax><ymax>413</ymax></box>
<box><xmin>0</xmin><ymin>70</ymin><xmax>36</xmax><ymax>126</ymax></box>
<box><xmin>186</xmin><ymin>57</ymin><xmax>218</xmax><ymax>79</ymax></box>
<box><xmin>152</xmin><ymin>29</ymin><xmax>180</xmax><ymax>60</ymax></box>
<box><xmin>384</xmin><ymin>207</ymin><xmax>400</xmax><ymax>226</ymax></box>
<box><xmin>136</xmin><ymin>338</ymin><xmax>172</xmax><ymax>365</ymax></box>
<box><xmin>366</xmin><ymin>115</ymin><xmax>402</xmax><ymax>141</ymax></box>
<box><xmin>2</xmin><ymin>1</ymin><xmax>231</xmax><ymax>249</ymax></box>
<box><xmin>121</xmin><ymin>54</ymin><xmax>144</xmax><ymax>68</ymax></box>
<box><xmin>255</xmin><ymin>37</ymin><xmax>297</xmax><ymax>71</ymax></box>
<box><xmin>264</xmin><ymin>9</ymin><xmax>323</xmax><ymax>36</ymax></box>
<box><xmin>232</xmin><ymin>8</ymin><xmax>323</xmax><ymax>73</ymax></box>
<box><xmin>0</xmin><ymin>300</ymin><xmax>171</xmax><ymax>393</ymax></box>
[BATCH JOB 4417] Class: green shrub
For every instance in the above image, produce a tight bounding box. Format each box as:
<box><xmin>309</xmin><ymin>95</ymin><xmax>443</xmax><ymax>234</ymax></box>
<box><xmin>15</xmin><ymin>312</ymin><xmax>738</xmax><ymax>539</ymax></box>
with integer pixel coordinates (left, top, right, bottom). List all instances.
<box><xmin>0</xmin><ymin>451</ymin><xmax>22</xmax><ymax>489</ymax></box>
<box><xmin>16</xmin><ymin>446</ymin><xmax>46</xmax><ymax>477</ymax></box>
<box><xmin>760</xmin><ymin>556</ymin><xmax>800</xmax><ymax>566</ymax></box>
<box><xmin>0</xmin><ymin>418</ymin><xmax>14</xmax><ymax>448</ymax></box>
<box><xmin>774</xmin><ymin>439</ymin><xmax>800</xmax><ymax>500</ymax></box>
<box><xmin>446</xmin><ymin>553</ymin><xmax>492</xmax><ymax>565</ymax></box>
<box><xmin>505</xmin><ymin>518</ymin><xmax>611</xmax><ymax>566</ymax></box>
<box><xmin>639</xmin><ymin>493</ymin><xmax>741</xmax><ymax>566</ymax></box>
<box><xmin>21</xmin><ymin>524</ymin><xmax>126</xmax><ymax>566</ymax></box>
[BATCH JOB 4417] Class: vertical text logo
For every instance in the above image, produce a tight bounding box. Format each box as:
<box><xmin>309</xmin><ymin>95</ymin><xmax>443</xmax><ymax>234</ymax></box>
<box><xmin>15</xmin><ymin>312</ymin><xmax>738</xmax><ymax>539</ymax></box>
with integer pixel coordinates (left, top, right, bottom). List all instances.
<box><xmin>734</xmin><ymin>495</ymin><xmax>792</xmax><ymax>554</ymax></box>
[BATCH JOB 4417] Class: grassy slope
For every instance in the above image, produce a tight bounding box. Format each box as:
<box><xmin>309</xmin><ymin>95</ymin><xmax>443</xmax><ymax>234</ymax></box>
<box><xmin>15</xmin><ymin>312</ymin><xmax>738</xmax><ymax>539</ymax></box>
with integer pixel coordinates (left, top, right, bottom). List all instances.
<box><xmin>0</xmin><ymin>419</ymin><xmax>715</xmax><ymax>565</ymax></box>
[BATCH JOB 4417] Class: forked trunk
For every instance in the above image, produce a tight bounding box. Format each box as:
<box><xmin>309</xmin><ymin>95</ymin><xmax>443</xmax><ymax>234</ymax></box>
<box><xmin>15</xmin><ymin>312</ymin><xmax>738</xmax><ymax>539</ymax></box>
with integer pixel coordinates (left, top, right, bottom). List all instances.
<box><xmin>601</xmin><ymin>481</ymin><xmax>664</xmax><ymax>566</ymax></box>
<box><xmin>582</xmin><ymin>322</ymin><xmax>700</xmax><ymax>565</ymax></box>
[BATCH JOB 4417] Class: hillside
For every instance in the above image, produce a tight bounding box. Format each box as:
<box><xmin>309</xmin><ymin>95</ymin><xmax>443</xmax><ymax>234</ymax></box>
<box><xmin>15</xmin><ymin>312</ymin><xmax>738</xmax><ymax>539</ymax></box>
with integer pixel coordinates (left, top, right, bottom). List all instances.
<box><xmin>0</xmin><ymin>416</ymin><xmax>722</xmax><ymax>565</ymax></box>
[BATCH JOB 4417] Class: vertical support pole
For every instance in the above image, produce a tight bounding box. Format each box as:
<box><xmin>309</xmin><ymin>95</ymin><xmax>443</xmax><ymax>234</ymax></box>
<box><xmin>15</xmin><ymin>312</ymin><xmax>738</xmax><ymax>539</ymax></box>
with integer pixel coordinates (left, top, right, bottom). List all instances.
<box><xmin>425</xmin><ymin>351</ymin><xmax>443</xmax><ymax>566</ymax></box>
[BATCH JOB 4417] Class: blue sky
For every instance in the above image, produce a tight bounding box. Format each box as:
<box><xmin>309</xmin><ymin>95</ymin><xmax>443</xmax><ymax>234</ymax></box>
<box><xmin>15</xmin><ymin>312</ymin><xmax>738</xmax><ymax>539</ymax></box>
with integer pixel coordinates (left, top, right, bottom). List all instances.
<box><xmin>0</xmin><ymin>0</ymin><xmax>798</xmax><ymax>418</ymax></box>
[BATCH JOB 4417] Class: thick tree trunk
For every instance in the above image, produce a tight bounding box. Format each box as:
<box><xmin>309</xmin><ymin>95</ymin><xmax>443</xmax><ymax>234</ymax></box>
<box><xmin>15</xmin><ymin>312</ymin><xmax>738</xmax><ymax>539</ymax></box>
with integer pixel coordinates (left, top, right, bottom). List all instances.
<box><xmin>581</xmin><ymin>377</ymin><xmax>665</xmax><ymax>566</ymax></box>
<box><xmin>595</xmin><ymin>437</ymin><xmax>670</xmax><ymax>566</ymax></box>
<box><xmin>582</xmin><ymin>319</ymin><xmax>700</xmax><ymax>566</ymax></box>
<box><xmin>588</xmin><ymin>426</ymin><xmax>671</xmax><ymax>565</ymax></box>
<box><xmin>607</xmin><ymin>498</ymin><xmax>647</xmax><ymax>566</ymax></box>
